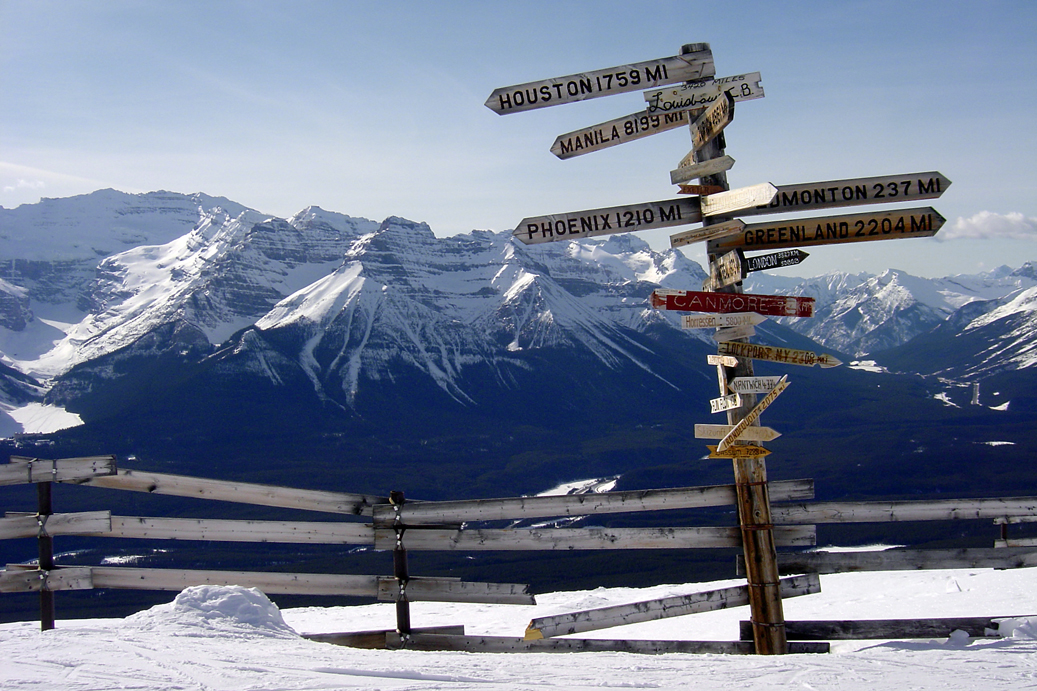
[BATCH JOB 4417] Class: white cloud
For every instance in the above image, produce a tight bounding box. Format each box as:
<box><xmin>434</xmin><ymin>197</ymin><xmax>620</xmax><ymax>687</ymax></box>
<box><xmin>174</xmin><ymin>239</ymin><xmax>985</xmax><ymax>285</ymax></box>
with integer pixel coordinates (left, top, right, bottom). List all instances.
<box><xmin>2</xmin><ymin>178</ymin><xmax>46</xmax><ymax>194</ymax></box>
<box><xmin>941</xmin><ymin>211</ymin><xmax>1037</xmax><ymax>241</ymax></box>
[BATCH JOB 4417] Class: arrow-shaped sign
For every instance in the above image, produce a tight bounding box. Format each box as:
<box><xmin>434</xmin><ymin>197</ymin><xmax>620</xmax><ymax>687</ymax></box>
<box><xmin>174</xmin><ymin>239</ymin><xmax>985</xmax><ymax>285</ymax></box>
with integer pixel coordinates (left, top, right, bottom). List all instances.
<box><xmin>681</xmin><ymin>312</ymin><xmax>766</xmax><ymax>330</ymax></box>
<box><xmin>695</xmin><ymin>424</ymin><xmax>781</xmax><ymax>442</ymax></box>
<box><xmin>679</xmin><ymin>184</ymin><xmax>725</xmax><ymax>196</ymax></box>
<box><xmin>701</xmin><ymin>182</ymin><xmax>778</xmax><ymax>217</ymax></box>
<box><xmin>486</xmin><ymin>48</ymin><xmax>714</xmax><ymax>115</ymax></box>
<box><xmin>651</xmin><ymin>290</ymin><xmax>815</xmax><ymax>318</ymax></box>
<box><xmin>552</xmin><ymin>108</ymin><xmax>693</xmax><ymax>159</ymax></box>
<box><xmin>718</xmin><ymin>341</ymin><xmax>842</xmax><ymax>368</ymax></box>
<box><xmin>712</xmin><ymin>324</ymin><xmax>756</xmax><ymax>342</ymax></box>
<box><xmin>710</xmin><ymin>393</ymin><xmax>743</xmax><ymax>413</ymax></box>
<box><xmin>717</xmin><ymin>375</ymin><xmax>789</xmax><ymax>453</ymax></box>
<box><xmin>644</xmin><ymin>72</ymin><xmax>765</xmax><ymax>114</ymax></box>
<box><xmin>690</xmin><ymin>91</ymin><xmax>734</xmax><ymax>151</ymax></box>
<box><xmin>670</xmin><ymin>219</ymin><xmax>744</xmax><ymax>248</ymax></box>
<box><xmin>745</xmin><ymin>249</ymin><xmax>809</xmax><ymax>273</ymax></box>
<box><xmin>706</xmin><ymin>354</ymin><xmax>739</xmax><ymax>368</ymax></box>
<box><xmin>516</xmin><ymin>198</ymin><xmax>701</xmax><ymax>245</ymax></box>
<box><xmin>728</xmin><ymin>376</ymin><xmax>784</xmax><ymax>394</ymax></box>
<box><xmin>671</xmin><ymin>155</ymin><xmax>735</xmax><ymax>185</ymax></box>
<box><xmin>707</xmin><ymin>445</ymin><xmax>771</xmax><ymax>459</ymax></box>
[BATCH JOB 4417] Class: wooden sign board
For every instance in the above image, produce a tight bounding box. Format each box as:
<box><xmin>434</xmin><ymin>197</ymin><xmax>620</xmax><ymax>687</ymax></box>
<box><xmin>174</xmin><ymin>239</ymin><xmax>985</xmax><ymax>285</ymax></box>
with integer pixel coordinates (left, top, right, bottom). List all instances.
<box><xmin>706</xmin><ymin>249</ymin><xmax>746</xmax><ymax>290</ymax></box>
<box><xmin>729</xmin><ymin>171</ymin><xmax>952</xmax><ymax>219</ymax></box>
<box><xmin>718</xmin><ymin>341</ymin><xmax>842</xmax><ymax>368</ymax></box>
<box><xmin>707</xmin><ymin>445</ymin><xmax>771</xmax><ymax>459</ymax></box>
<box><xmin>671</xmin><ymin>155</ymin><xmax>735</xmax><ymax>185</ymax></box>
<box><xmin>695</xmin><ymin>424</ymin><xmax>781</xmax><ymax>442</ymax></box>
<box><xmin>708</xmin><ymin>207</ymin><xmax>945</xmax><ymax>253</ymax></box>
<box><xmin>710</xmin><ymin>393</ymin><xmax>743</xmax><ymax>413</ymax></box>
<box><xmin>644</xmin><ymin>72</ymin><xmax>765</xmax><ymax>114</ymax></box>
<box><xmin>681</xmin><ymin>312</ymin><xmax>765</xmax><ymax>329</ymax></box>
<box><xmin>707</xmin><ymin>354</ymin><xmax>739</xmax><ymax>367</ymax></box>
<box><xmin>651</xmin><ymin>290</ymin><xmax>815</xmax><ymax>318</ymax></box>
<box><xmin>670</xmin><ymin>218</ymin><xmax>744</xmax><ymax>248</ymax></box>
<box><xmin>515</xmin><ymin>198</ymin><xmax>701</xmax><ymax>244</ymax></box>
<box><xmin>678</xmin><ymin>184</ymin><xmax>725</xmax><ymax>196</ymax></box>
<box><xmin>745</xmin><ymin>249</ymin><xmax>809</xmax><ymax>273</ymax></box>
<box><xmin>717</xmin><ymin>375</ymin><xmax>789</xmax><ymax>452</ymax></box>
<box><xmin>552</xmin><ymin>109</ymin><xmax>692</xmax><ymax>159</ymax></box>
<box><xmin>691</xmin><ymin>91</ymin><xmax>734</xmax><ymax>151</ymax></box>
<box><xmin>712</xmin><ymin>324</ymin><xmax>756</xmax><ymax>342</ymax></box>
<box><xmin>486</xmin><ymin>48</ymin><xmax>715</xmax><ymax>115</ymax></box>
<box><xmin>701</xmin><ymin>182</ymin><xmax>778</xmax><ymax>217</ymax></box>
<box><xmin>728</xmin><ymin>376</ymin><xmax>784</xmax><ymax>394</ymax></box>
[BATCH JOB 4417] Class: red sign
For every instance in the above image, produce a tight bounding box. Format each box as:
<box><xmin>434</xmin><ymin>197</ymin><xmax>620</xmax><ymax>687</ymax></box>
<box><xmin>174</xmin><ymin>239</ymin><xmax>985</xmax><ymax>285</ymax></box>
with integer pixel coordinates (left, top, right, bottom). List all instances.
<box><xmin>650</xmin><ymin>290</ymin><xmax>814</xmax><ymax>318</ymax></box>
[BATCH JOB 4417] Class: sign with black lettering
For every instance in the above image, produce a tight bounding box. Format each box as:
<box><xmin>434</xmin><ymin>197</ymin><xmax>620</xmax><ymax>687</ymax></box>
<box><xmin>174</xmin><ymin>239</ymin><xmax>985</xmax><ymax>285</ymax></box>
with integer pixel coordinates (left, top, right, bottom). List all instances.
<box><xmin>717</xmin><ymin>342</ymin><xmax>842</xmax><ymax>368</ymax></box>
<box><xmin>671</xmin><ymin>154</ymin><xmax>735</xmax><ymax>185</ymax></box>
<box><xmin>710</xmin><ymin>393</ymin><xmax>743</xmax><ymax>413</ymax></box>
<box><xmin>652</xmin><ymin>290</ymin><xmax>814</xmax><ymax>318</ymax></box>
<box><xmin>732</xmin><ymin>172</ymin><xmax>952</xmax><ymax>219</ymax></box>
<box><xmin>717</xmin><ymin>375</ymin><xmax>789</xmax><ymax>452</ymax></box>
<box><xmin>707</xmin><ymin>444</ymin><xmax>771</xmax><ymax>459</ymax></box>
<box><xmin>515</xmin><ymin>198</ymin><xmax>702</xmax><ymax>245</ymax></box>
<box><xmin>486</xmin><ymin>48</ymin><xmax>715</xmax><ymax>115</ymax></box>
<box><xmin>552</xmin><ymin>110</ymin><xmax>692</xmax><ymax>159</ymax></box>
<box><xmin>670</xmin><ymin>219</ymin><xmax>744</xmax><ymax>248</ymax></box>
<box><xmin>681</xmin><ymin>312</ymin><xmax>765</xmax><ymax>330</ymax></box>
<box><xmin>691</xmin><ymin>91</ymin><xmax>734</xmax><ymax>151</ymax></box>
<box><xmin>745</xmin><ymin>249</ymin><xmax>809</xmax><ymax>273</ymax></box>
<box><xmin>644</xmin><ymin>72</ymin><xmax>765</xmax><ymax>114</ymax></box>
<box><xmin>728</xmin><ymin>376</ymin><xmax>784</xmax><ymax>395</ymax></box>
<box><xmin>706</xmin><ymin>250</ymin><xmax>746</xmax><ymax>290</ymax></box>
<box><xmin>708</xmin><ymin>207</ymin><xmax>945</xmax><ymax>253</ymax></box>
<box><xmin>678</xmin><ymin>184</ymin><xmax>725</xmax><ymax>196</ymax></box>
<box><xmin>701</xmin><ymin>183</ymin><xmax>778</xmax><ymax>217</ymax></box>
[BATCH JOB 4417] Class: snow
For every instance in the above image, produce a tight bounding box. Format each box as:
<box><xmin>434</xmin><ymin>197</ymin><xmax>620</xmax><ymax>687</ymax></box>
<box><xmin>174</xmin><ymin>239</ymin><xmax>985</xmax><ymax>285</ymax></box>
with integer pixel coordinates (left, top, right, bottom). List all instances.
<box><xmin>0</xmin><ymin>402</ymin><xmax>82</xmax><ymax>436</ymax></box>
<box><xmin>847</xmin><ymin>359</ymin><xmax>887</xmax><ymax>373</ymax></box>
<box><xmin>2</xmin><ymin>569</ymin><xmax>1036</xmax><ymax>690</ymax></box>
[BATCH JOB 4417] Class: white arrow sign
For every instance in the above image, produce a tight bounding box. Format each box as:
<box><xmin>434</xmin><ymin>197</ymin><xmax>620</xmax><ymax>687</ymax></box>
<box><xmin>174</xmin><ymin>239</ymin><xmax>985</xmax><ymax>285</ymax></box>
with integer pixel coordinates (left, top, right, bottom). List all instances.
<box><xmin>644</xmin><ymin>72</ymin><xmax>765</xmax><ymax>114</ymax></box>
<box><xmin>710</xmin><ymin>393</ymin><xmax>743</xmax><ymax>413</ymax></box>
<box><xmin>701</xmin><ymin>182</ymin><xmax>778</xmax><ymax>217</ymax></box>
<box><xmin>728</xmin><ymin>376</ymin><xmax>785</xmax><ymax>395</ymax></box>
<box><xmin>515</xmin><ymin>198</ymin><xmax>701</xmax><ymax>245</ymax></box>
<box><xmin>694</xmin><ymin>424</ymin><xmax>781</xmax><ymax>442</ymax></box>
<box><xmin>681</xmin><ymin>313</ymin><xmax>766</xmax><ymax>330</ymax></box>
<box><xmin>670</xmin><ymin>218</ymin><xmax>744</xmax><ymax>248</ymax></box>
<box><xmin>712</xmin><ymin>324</ymin><xmax>756</xmax><ymax>342</ymax></box>
<box><xmin>671</xmin><ymin>155</ymin><xmax>735</xmax><ymax>185</ymax></box>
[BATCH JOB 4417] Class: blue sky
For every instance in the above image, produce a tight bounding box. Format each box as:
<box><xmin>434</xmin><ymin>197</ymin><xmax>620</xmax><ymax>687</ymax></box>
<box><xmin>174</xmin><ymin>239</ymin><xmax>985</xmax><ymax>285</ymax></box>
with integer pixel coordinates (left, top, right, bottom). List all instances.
<box><xmin>2</xmin><ymin>0</ymin><xmax>1035</xmax><ymax>277</ymax></box>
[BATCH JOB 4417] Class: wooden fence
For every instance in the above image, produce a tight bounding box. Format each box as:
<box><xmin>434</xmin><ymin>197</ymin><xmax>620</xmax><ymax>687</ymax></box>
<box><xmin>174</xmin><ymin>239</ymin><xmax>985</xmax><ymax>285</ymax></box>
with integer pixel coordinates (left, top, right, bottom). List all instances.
<box><xmin>2</xmin><ymin>454</ymin><xmax>1035</xmax><ymax>653</ymax></box>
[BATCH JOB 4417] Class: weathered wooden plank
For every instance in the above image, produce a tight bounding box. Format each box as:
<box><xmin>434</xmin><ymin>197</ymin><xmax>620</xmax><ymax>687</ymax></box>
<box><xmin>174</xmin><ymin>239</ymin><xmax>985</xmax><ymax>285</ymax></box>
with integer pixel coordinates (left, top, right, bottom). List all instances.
<box><xmin>376</xmin><ymin>577</ymin><xmax>535</xmax><ymax>605</ymax></box>
<box><xmin>375</xmin><ymin>525</ymin><xmax>815</xmax><ymax>552</ymax></box>
<box><xmin>737</xmin><ymin>547</ymin><xmax>1037</xmax><ymax>575</ymax></box>
<box><xmin>694</xmin><ymin>424</ymin><xmax>781</xmax><ymax>442</ymax></box>
<box><xmin>0</xmin><ymin>567</ymin><xmax>94</xmax><ymax>593</ymax></box>
<box><xmin>772</xmin><ymin>497</ymin><xmax>1037</xmax><ymax>525</ymax></box>
<box><xmin>304</xmin><ymin>625</ymin><xmax>465</xmax><ymax>649</ymax></box>
<box><xmin>374</xmin><ymin>479</ymin><xmax>814</xmax><ymax>526</ymax></box>
<box><xmin>552</xmin><ymin>109</ymin><xmax>693</xmax><ymax>159</ymax></box>
<box><xmin>385</xmin><ymin>633</ymin><xmax>828</xmax><ymax>655</ymax></box>
<box><xmin>67</xmin><ymin>469</ymin><xmax>388</xmax><ymax>516</ymax></box>
<box><xmin>0</xmin><ymin>511</ymin><xmax>112</xmax><ymax>540</ymax></box>
<box><xmin>87</xmin><ymin>515</ymin><xmax>375</xmax><ymax>544</ymax></box>
<box><xmin>526</xmin><ymin>574</ymin><xmax>819</xmax><ymax>639</ymax></box>
<box><xmin>0</xmin><ymin>456</ymin><xmax>116</xmax><ymax>486</ymax></box>
<box><xmin>514</xmin><ymin>197</ymin><xmax>702</xmax><ymax>245</ymax></box>
<box><xmin>87</xmin><ymin>566</ymin><xmax>382</xmax><ymax>596</ymax></box>
<box><xmin>994</xmin><ymin>515</ymin><xmax>1037</xmax><ymax>524</ymax></box>
<box><xmin>995</xmin><ymin>538</ymin><xmax>1037</xmax><ymax>548</ymax></box>
<box><xmin>740</xmin><ymin>616</ymin><xmax>1028</xmax><ymax>641</ymax></box>
<box><xmin>671</xmin><ymin>154</ymin><xmax>736</xmax><ymax>185</ymax></box>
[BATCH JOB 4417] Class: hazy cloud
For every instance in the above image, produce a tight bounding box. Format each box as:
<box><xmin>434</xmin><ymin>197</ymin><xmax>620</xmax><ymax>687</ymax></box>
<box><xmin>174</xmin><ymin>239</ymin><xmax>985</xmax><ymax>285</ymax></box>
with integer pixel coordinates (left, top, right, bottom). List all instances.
<box><xmin>942</xmin><ymin>211</ymin><xmax>1037</xmax><ymax>241</ymax></box>
<box><xmin>2</xmin><ymin>179</ymin><xmax>45</xmax><ymax>194</ymax></box>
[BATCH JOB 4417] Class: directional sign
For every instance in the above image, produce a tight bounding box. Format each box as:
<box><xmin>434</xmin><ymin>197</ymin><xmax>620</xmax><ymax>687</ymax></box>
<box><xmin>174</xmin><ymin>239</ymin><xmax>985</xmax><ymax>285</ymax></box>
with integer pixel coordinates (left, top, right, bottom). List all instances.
<box><xmin>701</xmin><ymin>182</ymin><xmax>778</xmax><ymax>217</ymax></box>
<box><xmin>712</xmin><ymin>324</ymin><xmax>756</xmax><ymax>342</ymax></box>
<box><xmin>678</xmin><ymin>184</ymin><xmax>725</xmax><ymax>196</ymax></box>
<box><xmin>718</xmin><ymin>341</ymin><xmax>842</xmax><ymax>368</ymax></box>
<box><xmin>486</xmin><ymin>48</ymin><xmax>715</xmax><ymax>115</ymax></box>
<box><xmin>707</xmin><ymin>445</ymin><xmax>771</xmax><ymax>459</ymax></box>
<box><xmin>651</xmin><ymin>290</ymin><xmax>815</xmax><ymax>318</ymax></box>
<box><xmin>552</xmin><ymin>109</ymin><xmax>692</xmax><ymax>159</ymax></box>
<box><xmin>670</xmin><ymin>219</ymin><xmax>744</xmax><ymax>248</ymax></box>
<box><xmin>707</xmin><ymin>354</ymin><xmax>739</xmax><ymax>368</ymax></box>
<box><xmin>730</xmin><ymin>171</ymin><xmax>952</xmax><ymax>219</ymax></box>
<box><xmin>681</xmin><ymin>312</ymin><xmax>766</xmax><ymax>330</ymax></box>
<box><xmin>710</xmin><ymin>393</ymin><xmax>743</xmax><ymax>413</ymax></box>
<box><xmin>694</xmin><ymin>424</ymin><xmax>781</xmax><ymax>442</ymax></box>
<box><xmin>708</xmin><ymin>207</ymin><xmax>945</xmax><ymax>254</ymax></box>
<box><xmin>671</xmin><ymin>154</ymin><xmax>735</xmax><ymax>185</ymax></box>
<box><xmin>745</xmin><ymin>249</ymin><xmax>809</xmax><ymax>273</ymax></box>
<box><xmin>691</xmin><ymin>91</ymin><xmax>734</xmax><ymax>151</ymax></box>
<box><xmin>644</xmin><ymin>72</ymin><xmax>765</xmax><ymax>114</ymax></box>
<box><xmin>728</xmin><ymin>376</ymin><xmax>784</xmax><ymax>395</ymax></box>
<box><xmin>515</xmin><ymin>198</ymin><xmax>701</xmax><ymax>245</ymax></box>
<box><xmin>717</xmin><ymin>375</ymin><xmax>789</xmax><ymax>453</ymax></box>
<box><xmin>706</xmin><ymin>249</ymin><xmax>746</xmax><ymax>290</ymax></box>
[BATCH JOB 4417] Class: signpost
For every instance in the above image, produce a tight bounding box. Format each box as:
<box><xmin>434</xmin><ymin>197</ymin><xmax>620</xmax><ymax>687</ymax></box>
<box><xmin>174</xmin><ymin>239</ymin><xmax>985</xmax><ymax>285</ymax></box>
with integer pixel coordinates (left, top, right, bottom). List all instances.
<box><xmin>745</xmin><ymin>250</ymin><xmax>809</xmax><ymax>273</ymax></box>
<box><xmin>670</xmin><ymin>218</ymin><xmax>744</xmax><ymax>247</ymax></box>
<box><xmin>708</xmin><ymin>207</ymin><xmax>945</xmax><ymax>253</ymax></box>
<box><xmin>485</xmin><ymin>47</ymin><xmax>714</xmax><ymax>115</ymax></box>
<box><xmin>727</xmin><ymin>171</ymin><xmax>951</xmax><ymax>219</ymax></box>
<box><xmin>728</xmin><ymin>376</ymin><xmax>784</xmax><ymax>395</ymax></box>
<box><xmin>701</xmin><ymin>182</ymin><xmax>778</xmax><ymax>217</ymax></box>
<box><xmin>681</xmin><ymin>312</ymin><xmax>765</xmax><ymax>330</ymax></box>
<box><xmin>515</xmin><ymin>197</ymin><xmax>701</xmax><ymax>245</ymax></box>
<box><xmin>695</xmin><ymin>424</ymin><xmax>780</xmax><ymax>442</ymax></box>
<box><xmin>691</xmin><ymin>91</ymin><xmax>734</xmax><ymax>151</ymax></box>
<box><xmin>717</xmin><ymin>376</ymin><xmax>789</xmax><ymax>453</ymax></box>
<box><xmin>651</xmin><ymin>289</ymin><xmax>814</xmax><ymax>318</ymax></box>
<box><xmin>717</xmin><ymin>342</ymin><xmax>842</xmax><ymax>368</ymax></box>
<box><xmin>644</xmin><ymin>72</ymin><xmax>765</xmax><ymax>114</ymax></box>
<box><xmin>671</xmin><ymin>155</ymin><xmax>735</xmax><ymax>185</ymax></box>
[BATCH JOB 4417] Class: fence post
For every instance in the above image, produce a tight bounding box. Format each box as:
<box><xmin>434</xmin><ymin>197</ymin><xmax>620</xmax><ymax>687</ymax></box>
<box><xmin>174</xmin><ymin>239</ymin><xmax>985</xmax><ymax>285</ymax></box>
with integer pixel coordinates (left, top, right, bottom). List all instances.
<box><xmin>389</xmin><ymin>490</ymin><xmax>411</xmax><ymax>636</ymax></box>
<box><xmin>37</xmin><ymin>479</ymin><xmax>55</xmax><ymax>631</ymax></box>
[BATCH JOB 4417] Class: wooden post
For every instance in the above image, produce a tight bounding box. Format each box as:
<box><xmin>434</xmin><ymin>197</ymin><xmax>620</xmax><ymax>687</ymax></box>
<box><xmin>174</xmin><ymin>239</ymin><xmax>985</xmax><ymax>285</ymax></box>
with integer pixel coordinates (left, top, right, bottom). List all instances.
<box><xmin>389</xmin><ymin>490</ymin><xmax>411</xmax><ymax>636</ymax></box>
<box><xmin>37</xmin><ymin>480</ymin><xmax>55</xmax><ymax>631</ymax></box>
<box><xmin>689</xmin><ymin>43</ymin><xmax>787</xmax><ymax>655</ymax></box>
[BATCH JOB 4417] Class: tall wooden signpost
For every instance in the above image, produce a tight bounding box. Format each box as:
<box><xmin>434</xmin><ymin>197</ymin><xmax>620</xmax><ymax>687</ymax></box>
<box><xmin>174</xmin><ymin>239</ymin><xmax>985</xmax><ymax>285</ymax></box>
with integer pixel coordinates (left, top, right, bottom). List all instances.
<box><xmin>489</xmin><ymin>42</ymin><xmax>950</xmax><ymax>655</ymax></box>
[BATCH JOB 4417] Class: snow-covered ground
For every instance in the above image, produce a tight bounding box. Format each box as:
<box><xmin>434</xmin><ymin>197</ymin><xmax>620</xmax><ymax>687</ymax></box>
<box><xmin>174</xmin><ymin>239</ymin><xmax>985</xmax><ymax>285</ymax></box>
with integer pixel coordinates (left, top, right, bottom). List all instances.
<box><xmin>2</xmin><ymin>567</ymin><xmax>1035</xmax><ymax>690</ymax></box>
